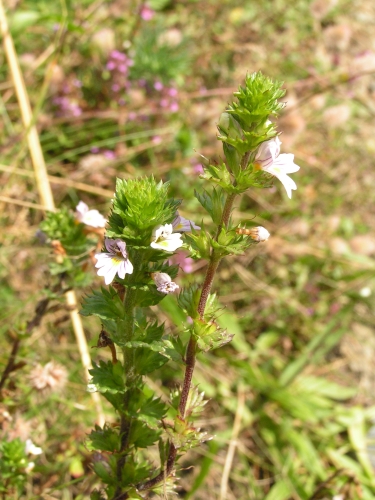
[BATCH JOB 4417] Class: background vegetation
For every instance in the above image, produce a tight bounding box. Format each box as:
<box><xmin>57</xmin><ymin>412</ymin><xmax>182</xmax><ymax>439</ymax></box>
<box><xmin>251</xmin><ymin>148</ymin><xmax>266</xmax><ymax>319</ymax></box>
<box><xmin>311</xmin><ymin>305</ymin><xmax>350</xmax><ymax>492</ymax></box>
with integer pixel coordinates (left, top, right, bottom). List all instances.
<box><xmin>2</xmin><ymin>0</ymin><xmax>375</xmax><ymax>498</ymax></box>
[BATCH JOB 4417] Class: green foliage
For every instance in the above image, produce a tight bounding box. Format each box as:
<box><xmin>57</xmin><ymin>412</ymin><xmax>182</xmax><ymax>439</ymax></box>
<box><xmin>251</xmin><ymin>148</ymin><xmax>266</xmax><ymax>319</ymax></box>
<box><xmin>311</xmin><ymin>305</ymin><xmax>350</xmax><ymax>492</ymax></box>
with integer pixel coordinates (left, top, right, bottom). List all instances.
<box><xmin>192</xmin><ymin>318</ymin><xmax>234</xmax><ymax>352</ymax></box>
<box><xmin>0</xmin><ymin>439</ymin><xmax>30</xmax><ymax>494</ymax></box>
<box><xmin>81</xmin><ymin>287</ymin><xmax>126</xmax><ymax>321</ymax></box>
<box><xmin>177</xmin><ymin>285</ymin><xmax>201</xmax><ymax>319</ymax></box>
<box><xmin>129</xmin><ymin>24</ymin><xmax>190</xmax><ymax>84</ymax></box>
<box><xmin>129</xmin><ymin>420</ymin><xmax>161</xmax><ymax>448</ymax></box>
<box><xmin>217</xmin><ymin>72</ymin><xmax>286</xmax><ymax>165</ymax></box>
<box><xmin>213</xmin><ymin>227</ymin><xmax>254</xmax><ymax>257</ymax></box>
<box><xmin>228</xmin><ymin>72</ymin><xmax>285</xmax><ymax>129</ymax></box>
<box><xmin>194</xmin><ymin>187</ymin><xmax>226</xmax><ymax>225</ymax></box>
<box><xmin>183</xmin><ymin>222</ymin><xmax>212</xmax><ymax>260</ymax></box>
<box><xmin>40</xmin><ymin>208</ymin><xmax>93</xmax><ymax>255</ymax></box>
<box><xmin>88</xmin><ymin>425</ymin><xmax>120</xmax><ymax>453</ymax></box>
<box><xmin>89</xmin><ymin>361</ymin><xmax>125</xmax><ymax>395</ymax></box>
<box><xmin>107</xmin><ymin>177</ymin><xmax>180</xmax><ymax>245</ymax></box>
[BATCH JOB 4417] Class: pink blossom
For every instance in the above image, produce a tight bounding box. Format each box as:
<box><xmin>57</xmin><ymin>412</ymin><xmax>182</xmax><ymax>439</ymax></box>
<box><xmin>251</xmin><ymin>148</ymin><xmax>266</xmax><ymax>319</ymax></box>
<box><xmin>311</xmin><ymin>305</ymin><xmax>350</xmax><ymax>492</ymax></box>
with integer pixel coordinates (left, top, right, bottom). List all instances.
<box><xmin>140</xmin><ymin>5</ymin><xmax>155</xmax><ymax>21</ymax></box>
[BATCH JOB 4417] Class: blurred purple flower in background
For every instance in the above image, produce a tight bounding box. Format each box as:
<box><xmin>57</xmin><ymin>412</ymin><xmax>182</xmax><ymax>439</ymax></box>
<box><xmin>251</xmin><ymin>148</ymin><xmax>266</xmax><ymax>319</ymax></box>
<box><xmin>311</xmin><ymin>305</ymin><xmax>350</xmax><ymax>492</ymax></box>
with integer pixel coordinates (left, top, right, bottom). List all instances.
<box><xmin>140</xmin><ymin>4</ymin><xmax>155</xmax><ymax>21</ymax></box>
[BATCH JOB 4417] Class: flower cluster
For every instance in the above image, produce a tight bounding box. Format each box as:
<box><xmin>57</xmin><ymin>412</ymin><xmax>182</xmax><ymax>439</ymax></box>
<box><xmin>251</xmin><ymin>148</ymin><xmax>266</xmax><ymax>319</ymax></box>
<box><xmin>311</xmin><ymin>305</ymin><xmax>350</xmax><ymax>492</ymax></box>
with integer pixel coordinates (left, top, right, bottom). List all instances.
<box><xmin>95</xmin><ymin>214</ymin><xmax>199</xmax><ymax>285</ymax></box>
<box><xmin>106</xmin><ymin>50</ymin><xmax>134</xmax><ymax>104</ymax></box>
<box><xmin>52</xmin><ymin>78</ymin><xmax>83</xmax><ymax>117</ymax></box>
<box><xmin>153</xmin><ymin>81</ymin><xmax>180</xmax><ymax>113</ymax></box>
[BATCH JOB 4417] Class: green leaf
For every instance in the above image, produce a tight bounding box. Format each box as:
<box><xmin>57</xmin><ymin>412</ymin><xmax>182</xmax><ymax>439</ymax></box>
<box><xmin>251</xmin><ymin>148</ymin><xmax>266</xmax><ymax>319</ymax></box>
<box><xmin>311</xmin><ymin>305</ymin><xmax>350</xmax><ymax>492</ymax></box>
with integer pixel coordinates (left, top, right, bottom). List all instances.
<box><xmin>195</xmin><ymin>188</ymin><xmax>226</xmax><ymax>225</ymax></box>
<box><xmin>88</xmin><ymin>425</ymin><xmax>119</xmax><ymax>452</ymax></box>
<box><xmin>184</xmin><ymin>223</ymin><xmax>212</xmax><ymax>260</ymax></box>
<box><xmin>192</xmin><ymin>319</ymin><xmax>234</xmax><ymax>352</ymax></box>
<box><xmin>129</xmin><ymin>420</ymin><xmax>161</xmax><ymax>448</ymax></box>
<box><xmin>10</xmin><ymin>11</ymin><xmax>41</xmax><ymax>33</ymax></box>
<box><xmin>92</xmin><ymin>460</ymin><xmax>114</xmax><ymax>484</ymax></box>
<box><xmin>264</xmin><ymin>480</ymin><xmax>293</xmax><ymax>500</ymax></box>
<box><xmin>89</xmin><ymin>361</ymin><xmax>125</xmax><ymax>394</ymax></box>
<box><xmin>177</xmin><ymin>285</ymin><xmax>201</xmax><ymax>319</ymax></box>
<box><xmin>135</xmin><ymin>349</ymin><xmax>169</xmax><ymax>374</ymax></box>
<box><xmin>81</xmin><ymin>287</ymin><xmax>125</xmax><ymax>321</ymax></box>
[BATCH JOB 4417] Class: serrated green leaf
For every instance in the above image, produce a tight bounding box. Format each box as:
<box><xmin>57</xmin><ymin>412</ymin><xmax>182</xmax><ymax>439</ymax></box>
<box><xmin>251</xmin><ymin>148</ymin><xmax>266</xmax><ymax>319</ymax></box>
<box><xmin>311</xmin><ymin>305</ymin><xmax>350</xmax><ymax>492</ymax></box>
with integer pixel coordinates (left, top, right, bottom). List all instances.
<box><xmin>129</xmin><ymin>420</ymin><xmax>161</xmax><ymax>448</ymax></box>
<box><xmin>134</xmin><ymin>349</ymin><xmax>168</xmax><ymax>374</ymax></box>
<box><xmin>81</xmin><ymin>287</ymin><xmax>125</xmax><ymax>320</ymax></box>
<box><xmin>194</xmin><ymin>188</ymin><xmax>226</xmax><ymax>225</ymax></box>
<box><xmin>89</xmin><ymin>361</ymin><xmax>125</xmax><ymax>394</ymax></box>
<box><xmin>88</xmin><ymin>425</ymin><xmax>119</xmax><ymax>453</ymax></box>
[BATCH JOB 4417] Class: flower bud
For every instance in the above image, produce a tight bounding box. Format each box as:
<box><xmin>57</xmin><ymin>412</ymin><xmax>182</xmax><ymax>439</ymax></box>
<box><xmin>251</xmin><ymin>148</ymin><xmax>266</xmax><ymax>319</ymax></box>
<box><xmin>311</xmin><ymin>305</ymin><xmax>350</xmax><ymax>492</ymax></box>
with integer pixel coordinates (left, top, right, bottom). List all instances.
<box><xmin>236</xmin><ymin>226</ymin><xmax>270</xmax><ymax>242</ymax></box>
<box><xmin>151</xmin><ymin>272</ymin><xmax>179</xmax><ymax>294</ymax></box>
<box><xmin>217</xmin><ymin>112</ymin><xmax>242</xmax><ymax>139</ymax></box>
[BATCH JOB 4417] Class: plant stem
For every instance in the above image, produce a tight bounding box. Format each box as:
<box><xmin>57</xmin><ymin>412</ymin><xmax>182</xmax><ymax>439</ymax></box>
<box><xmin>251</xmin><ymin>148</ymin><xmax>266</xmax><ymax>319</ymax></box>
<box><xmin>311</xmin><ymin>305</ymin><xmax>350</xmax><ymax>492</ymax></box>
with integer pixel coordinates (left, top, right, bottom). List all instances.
<box><xmin>178</xmin><ymin>191</ymin><xmax>235</xmax><ymax>418</ymax></box>
<box><xmin>114</xmin><ymin>255</ymin><xmax>142</xmax><ymax>496</ymax></box>
<box><xmin>0</xmin><ymin>337</ymin><xmax>20</xmax><ymax>394</ymax></box>
<box><xmin>138</xmin><ymin>191</ymin><xmax>238</xmax><ymax>492</ymax></box>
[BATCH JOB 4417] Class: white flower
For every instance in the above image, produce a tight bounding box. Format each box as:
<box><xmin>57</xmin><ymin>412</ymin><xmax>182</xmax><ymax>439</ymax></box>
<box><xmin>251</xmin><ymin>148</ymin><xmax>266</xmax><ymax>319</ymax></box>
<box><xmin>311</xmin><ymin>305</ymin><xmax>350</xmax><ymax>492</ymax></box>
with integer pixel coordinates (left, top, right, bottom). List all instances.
<box><xmin>150</xmin><ymin>224</ymin><xmax>183</xmax><ymax>252</ymax></box>
<box><xmin>25</xmin><ymin>439</ymin><xmax>42</xmax><ymax>456</ymax></box>
<box><xmin>172</xmin><ymin>214</ymin><xmax>201</xmax><ymax>232</ymax></box>
<box><xmin>25</xmin><ymin>462</ymin><xmax>35</xmax><ymax>473</ymax></box>
<box><xmin>151</xmin><ymin>272</ymin><xmax>179</xmax><ymax>294</ymax></box>
<box><xmin>95</xmin><ymin>238</ymin><xmax>133</xmax><ymax>285</ymax></box>
<box><xmin>75</xmin><ymin>201</ymin><xmax>106</xmax><ymax>228</ymax></box>
<box><xmin>255</xmin><ymin>137</ymin><xmax>300</xmax><ymax>199</ymax></box>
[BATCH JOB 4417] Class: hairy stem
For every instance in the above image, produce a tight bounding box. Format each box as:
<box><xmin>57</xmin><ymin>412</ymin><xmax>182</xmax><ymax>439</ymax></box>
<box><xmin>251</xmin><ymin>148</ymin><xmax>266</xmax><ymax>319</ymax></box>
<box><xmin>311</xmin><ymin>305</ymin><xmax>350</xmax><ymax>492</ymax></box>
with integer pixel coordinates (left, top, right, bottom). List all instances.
<box><xmin>137</xmin><ymin>191</ymin><xmax>238</xmax><ymax>492</ymax></box>
<box><xmin>114</xmin><ymin>255</ymin><xmax>143</xmax><ymax>496</ymax></box>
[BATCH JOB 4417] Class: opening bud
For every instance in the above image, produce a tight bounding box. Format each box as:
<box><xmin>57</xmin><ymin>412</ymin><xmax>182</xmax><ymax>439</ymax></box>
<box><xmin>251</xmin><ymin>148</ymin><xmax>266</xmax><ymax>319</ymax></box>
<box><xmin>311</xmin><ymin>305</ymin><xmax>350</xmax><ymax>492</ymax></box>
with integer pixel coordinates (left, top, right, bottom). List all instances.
<box><xmin>236</xmin><ymin>226</ymin><xmax>270</xmax><ymax>242</ymax></box>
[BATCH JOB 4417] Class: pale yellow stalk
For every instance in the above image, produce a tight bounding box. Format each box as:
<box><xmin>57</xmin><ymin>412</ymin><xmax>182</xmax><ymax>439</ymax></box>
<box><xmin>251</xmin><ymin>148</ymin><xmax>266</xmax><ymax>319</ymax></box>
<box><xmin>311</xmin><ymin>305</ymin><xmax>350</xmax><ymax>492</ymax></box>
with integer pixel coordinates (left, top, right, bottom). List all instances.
<box><xmin>0</xmin><ymin>0</ymin><xmax>104</xmax><ymax>425</ymax></box>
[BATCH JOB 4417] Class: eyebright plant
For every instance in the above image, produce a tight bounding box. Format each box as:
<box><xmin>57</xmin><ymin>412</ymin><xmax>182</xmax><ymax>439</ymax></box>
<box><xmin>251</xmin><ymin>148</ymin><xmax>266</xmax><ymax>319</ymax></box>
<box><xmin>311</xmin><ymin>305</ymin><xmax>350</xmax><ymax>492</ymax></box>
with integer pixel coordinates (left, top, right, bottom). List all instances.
<box><xmin>40</xmin><ymin>72</ymin><xmax>300</xmax><ymax>499</ymax></box>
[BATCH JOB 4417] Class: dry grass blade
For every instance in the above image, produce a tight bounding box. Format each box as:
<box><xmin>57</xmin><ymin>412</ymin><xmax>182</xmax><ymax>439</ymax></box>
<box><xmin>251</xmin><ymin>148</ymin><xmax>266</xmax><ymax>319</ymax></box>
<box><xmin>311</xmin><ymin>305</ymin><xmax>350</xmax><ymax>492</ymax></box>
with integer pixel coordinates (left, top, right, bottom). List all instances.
<box><xmin>220</xmin><ymin>387</ymin><xmax>246</xmax><ymax>500</ymax></box>
<box><xmin>0</xmin><ymin>163</ymin><xmax>114</xmax><ymax>198</ymax></box>
<box><xmin>0</xmin><ymin>0</ymin><xmax>104</xmax><ymax>425</ymax></box>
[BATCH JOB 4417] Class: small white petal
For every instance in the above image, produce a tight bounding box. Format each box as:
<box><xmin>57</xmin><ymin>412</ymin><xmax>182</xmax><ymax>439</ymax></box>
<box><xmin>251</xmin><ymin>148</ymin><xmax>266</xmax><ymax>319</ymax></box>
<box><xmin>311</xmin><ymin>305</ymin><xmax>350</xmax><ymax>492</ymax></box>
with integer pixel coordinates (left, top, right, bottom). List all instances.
<box><xmin>25</xmin><ymin>439</ymin><xmax>42</xmax><ymax>456</ymax></box>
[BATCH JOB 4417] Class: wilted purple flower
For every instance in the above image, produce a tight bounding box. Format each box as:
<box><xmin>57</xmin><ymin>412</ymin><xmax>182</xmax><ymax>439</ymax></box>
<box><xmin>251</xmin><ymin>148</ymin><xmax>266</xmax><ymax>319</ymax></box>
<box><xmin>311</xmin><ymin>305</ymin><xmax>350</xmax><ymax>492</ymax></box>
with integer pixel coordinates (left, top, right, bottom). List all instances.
<box><xmin>172</xmin><ymin>214</ymin><xmax>201</xmax><ymax>232</ymax></box>
<box><xmin>151</xmin><ymin>272</ymin><xmax>179</xmax><ymax>293</ymax></box>
<box><xmin>95</xmin><ymin>238</ymin><xmax>133</xmax><ymax>285</ymax></box>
